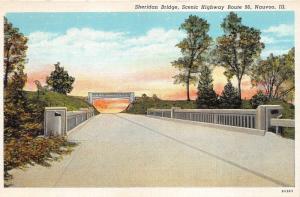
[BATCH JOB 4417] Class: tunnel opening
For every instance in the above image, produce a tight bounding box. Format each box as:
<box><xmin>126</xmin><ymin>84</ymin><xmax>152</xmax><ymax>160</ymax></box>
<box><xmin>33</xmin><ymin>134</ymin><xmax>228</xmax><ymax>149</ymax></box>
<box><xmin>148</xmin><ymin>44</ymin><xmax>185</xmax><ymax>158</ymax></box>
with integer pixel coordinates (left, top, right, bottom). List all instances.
<box><xmin>93</xmin><ymin>98</ymin><xmax>130</xmax><ymax>113</ymax></box>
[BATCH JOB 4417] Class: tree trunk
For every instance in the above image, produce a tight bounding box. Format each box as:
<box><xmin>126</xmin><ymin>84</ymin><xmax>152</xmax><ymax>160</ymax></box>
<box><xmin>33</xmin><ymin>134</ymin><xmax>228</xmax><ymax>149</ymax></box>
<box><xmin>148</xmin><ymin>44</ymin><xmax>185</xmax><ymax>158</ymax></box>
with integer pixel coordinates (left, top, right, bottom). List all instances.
<box><xmin>4</xmin><ymin>67</ymin><xmax>9</xmax><ymax>89</ymax></box>
<box><xmin>4</xmin><ymin>45</ymin><xmax>11</xmax><ymax>89</ymax></box>
<box><xmin>237</xmin><ymin>78</ymin><xmax>242</xmax><ymax>100</ymax></box>
<box><xmin>186</xmin><ymin>78</ymin><xmax>190</xmax><ymax>101</ymax></box>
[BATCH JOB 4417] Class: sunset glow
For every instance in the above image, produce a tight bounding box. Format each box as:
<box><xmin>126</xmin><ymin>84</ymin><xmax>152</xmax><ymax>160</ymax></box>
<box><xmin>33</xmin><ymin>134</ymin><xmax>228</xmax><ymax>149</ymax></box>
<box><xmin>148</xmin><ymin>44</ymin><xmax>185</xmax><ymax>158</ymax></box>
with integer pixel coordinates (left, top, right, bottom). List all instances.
<box><xmin>93</xmin><ymin>99</ymin><xmax>130</xmax><ymax>113</ymax></box>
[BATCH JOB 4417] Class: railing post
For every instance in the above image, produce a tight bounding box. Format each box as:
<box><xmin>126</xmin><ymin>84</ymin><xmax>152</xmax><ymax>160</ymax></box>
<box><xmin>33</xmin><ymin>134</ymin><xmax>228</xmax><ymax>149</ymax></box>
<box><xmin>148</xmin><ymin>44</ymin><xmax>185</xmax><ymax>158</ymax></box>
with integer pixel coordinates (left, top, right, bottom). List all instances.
<box><xmin>213</xmin><ymin>114</ymin><xmax>218</xmax><ymax>124</ymax></box>
<box><xmin>255</xmin><ymin>105</ymin><xmax>283</xmax><ymax>131</ymax></box>
<box><xmin>171</xmin><ymin>107</ymin><xmax>180</xmax><ymax>119</ymax></box>
<box><xmin>44</xmin><ymin>107</ymin><xmax>67</xmax><ymax>136</ymax></box>
<box><xmin>147</xmin><ymin>108</ymin><xmax>151</xmax><ymax>115</ymax></box>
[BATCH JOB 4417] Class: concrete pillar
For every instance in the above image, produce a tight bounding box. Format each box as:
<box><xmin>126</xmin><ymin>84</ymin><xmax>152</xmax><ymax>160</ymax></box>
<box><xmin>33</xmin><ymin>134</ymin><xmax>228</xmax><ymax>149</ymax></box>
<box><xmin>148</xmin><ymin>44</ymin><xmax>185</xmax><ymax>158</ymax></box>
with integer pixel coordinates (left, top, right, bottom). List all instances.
<box><xmin>171</xmin><ymin>107</ymin><xmax>180</xmax><ymax>119</ymax></box>
<box><xmin>130</xmin><ymin>92</ymin><xmax>135</xmax><ymax>103</ymax></box>
<box><xmin>88</xmin><ymin>92</ymin><xmax>93</xmax><ymax>104</ymax></box>
<box><xmin>44</xmin><ymin>107</ymin><xmax>67</xmax><ymax>136</ymax></box>
<box><xmin>255</xmin><ymin>105</ymin><xmax>283</xmax><ymax>131</ymax></box>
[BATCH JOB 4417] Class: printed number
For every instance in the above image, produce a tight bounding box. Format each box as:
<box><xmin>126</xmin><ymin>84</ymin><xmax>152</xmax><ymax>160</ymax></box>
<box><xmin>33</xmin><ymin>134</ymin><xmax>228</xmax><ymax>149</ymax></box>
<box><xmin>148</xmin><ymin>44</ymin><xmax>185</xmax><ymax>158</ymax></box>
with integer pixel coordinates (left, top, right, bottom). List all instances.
<box><xmin>245</xmin><ymin>5</ymin><xmax>251</xmax><ymax>9</ymax></box>
<box><xmin>281</xmin><ymin>189</ymin><xmax>293</xmax><ymax>193</ymax></box>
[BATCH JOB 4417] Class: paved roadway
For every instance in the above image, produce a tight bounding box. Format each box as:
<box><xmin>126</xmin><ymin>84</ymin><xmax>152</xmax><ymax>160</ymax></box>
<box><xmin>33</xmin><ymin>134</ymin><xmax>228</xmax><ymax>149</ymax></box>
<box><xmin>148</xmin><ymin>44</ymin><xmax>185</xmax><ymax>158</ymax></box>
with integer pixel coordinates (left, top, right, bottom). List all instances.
<box><xmin>10</xmin><ymin>113</ymin><xmax>294</xmax><ymax>187</ymax></box>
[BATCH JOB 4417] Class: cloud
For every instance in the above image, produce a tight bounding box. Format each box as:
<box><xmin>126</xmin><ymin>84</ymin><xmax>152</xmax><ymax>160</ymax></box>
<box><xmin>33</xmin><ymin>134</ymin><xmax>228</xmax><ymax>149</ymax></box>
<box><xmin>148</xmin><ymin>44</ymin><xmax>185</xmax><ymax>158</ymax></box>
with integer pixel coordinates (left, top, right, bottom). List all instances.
<box><xmin>27</xmin><ymin>27</ymin><xmax>185</xmax><ymax>75</ymax></box>
<box><xmin>261</xmin><ymin>35</ymin><xmax>276</xmax><ymax>44</ymax></box>
<box><xmin>25</xmin><ymin>27</ymin><xmax>187</xmax><ymax>98</ymax></box>
<box><xmin>25</xmin><ymin>27</ymin><xmax>259</xmax><ymax>100</ymax></box>
<box><xmin>263</xmin><ymin>24</ymin><xmax>294</xmax><ymax>37</ymax></box>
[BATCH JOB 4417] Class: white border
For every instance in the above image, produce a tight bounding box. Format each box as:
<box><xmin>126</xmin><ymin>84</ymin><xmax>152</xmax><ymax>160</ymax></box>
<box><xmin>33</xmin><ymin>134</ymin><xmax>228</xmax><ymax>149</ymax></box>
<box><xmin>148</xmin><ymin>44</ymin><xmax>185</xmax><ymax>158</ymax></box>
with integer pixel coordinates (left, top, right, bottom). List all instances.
<box><xmin>0</xmin><ymin>1</ymin><xmax>299</xmax><ymax>197</ymax></box>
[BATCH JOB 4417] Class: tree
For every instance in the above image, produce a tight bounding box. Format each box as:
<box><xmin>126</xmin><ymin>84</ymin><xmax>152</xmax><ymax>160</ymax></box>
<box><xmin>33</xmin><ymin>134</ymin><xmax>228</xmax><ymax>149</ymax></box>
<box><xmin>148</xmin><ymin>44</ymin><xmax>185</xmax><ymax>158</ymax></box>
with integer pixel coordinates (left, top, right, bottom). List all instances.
<box><xmin>4</xmin><ymin>18</ymin><xmax>29</xmax><ymax>141</ymax></box>
<box><xmin>219</xmin><ymin>80</ymin><xmax>241</xmax><ymax>109</ymax></box>
<box><xmin>34</xmin><ymin>80</ymin><xmax>43</xmax><ymax>98</ymax></box>
<box><xmin>4</xmin><ymin>17</ymin><xmax>28</xmax><ymax>89</ymax></box>
<box><xmin>152</xmin><ymin>94</ymin><xmax>160</xmax><ymax>101</ymax></box>
<box><xmin>172</xmin><ymin>15</ymin><xmax>212</xmax><ymax>101</ymax></box>
<box><xmin>250</xmin><ymin>91</ymin><xmax>268</xmax><ymax>108</ymax></box>
<box><xmin>251</xmin><ymin>48</ymin><xmax>294</xmax><ymax>101</ymax></box>
<box><xmin>4</xmin><ymin>64</ymin><xmax>29</xmax><ymax>140</ymax></box>
<box><xmin>196</xmin><ymin>65</ymin><xmax>218</xmax><ymax>108</ymax></box>
<box><xmin>215</xmin><ymin>12</ymin><xmax>264</xmax><ymax>100</ymax></box>
<box><xmin>46</xmin><ymin>62</ymin><xmax>75</xmax><ymax>95</ymax></box>
<box><xmin>3</xmin><ymin>19</ymin><xmax>76</xmax><ymax>179</ymax></box>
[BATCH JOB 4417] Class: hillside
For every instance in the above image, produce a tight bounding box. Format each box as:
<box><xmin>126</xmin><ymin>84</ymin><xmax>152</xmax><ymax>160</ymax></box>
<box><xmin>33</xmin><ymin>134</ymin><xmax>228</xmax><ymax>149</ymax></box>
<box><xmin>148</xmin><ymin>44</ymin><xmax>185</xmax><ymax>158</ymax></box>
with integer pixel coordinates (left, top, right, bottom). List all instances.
<box><xmin>25</xmin><ymin>91</ymin><xmax>97</xmax><ymax>112</ymax></box>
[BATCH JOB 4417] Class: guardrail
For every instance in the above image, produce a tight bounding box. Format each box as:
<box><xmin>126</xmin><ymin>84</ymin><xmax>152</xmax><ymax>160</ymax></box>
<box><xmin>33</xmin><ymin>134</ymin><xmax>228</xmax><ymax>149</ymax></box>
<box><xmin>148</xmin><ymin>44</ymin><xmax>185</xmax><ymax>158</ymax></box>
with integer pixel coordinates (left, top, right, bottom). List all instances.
<box><xmin>270</xmin><ymin>118</ymin><xmax>295</xmax><ymax>134</ymax></box>
<box><xmin>67</xmin><ymin>108</ymin><xmax>94</xmax><ymax>131</ymax></box>
<box><xmin>147</xmin><ymin>105</ymin><xmax>290</xmax><ymax>133</ymax></box>
<box><xmin>148</xmin><ymin>108</ymin><xmax>257</xmax><ymax>128</ymax></box>
<box><xmin>44</xmin><ymin>107</ymin><xmax>95</xmax><ymax>136</ymax></box>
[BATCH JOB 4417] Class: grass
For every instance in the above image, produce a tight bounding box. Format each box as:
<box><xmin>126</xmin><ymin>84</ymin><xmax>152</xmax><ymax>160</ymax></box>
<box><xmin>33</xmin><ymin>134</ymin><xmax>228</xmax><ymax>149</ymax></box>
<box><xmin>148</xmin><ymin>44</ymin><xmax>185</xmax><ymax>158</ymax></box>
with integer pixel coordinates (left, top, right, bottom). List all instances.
<box><xmin>26</xmin><ymin>90</ymin><xmax>97</xmax><ymax>112</ymax></box>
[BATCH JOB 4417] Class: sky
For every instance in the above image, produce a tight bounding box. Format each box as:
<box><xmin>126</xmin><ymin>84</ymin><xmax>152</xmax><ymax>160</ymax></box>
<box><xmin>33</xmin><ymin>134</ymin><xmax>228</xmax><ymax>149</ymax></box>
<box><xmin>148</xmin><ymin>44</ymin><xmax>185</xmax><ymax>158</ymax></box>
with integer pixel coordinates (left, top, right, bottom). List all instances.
<box><xmin>6</xmin><ymin>12</ymin><xmax>294</xmax><ymax>112</ymax></box>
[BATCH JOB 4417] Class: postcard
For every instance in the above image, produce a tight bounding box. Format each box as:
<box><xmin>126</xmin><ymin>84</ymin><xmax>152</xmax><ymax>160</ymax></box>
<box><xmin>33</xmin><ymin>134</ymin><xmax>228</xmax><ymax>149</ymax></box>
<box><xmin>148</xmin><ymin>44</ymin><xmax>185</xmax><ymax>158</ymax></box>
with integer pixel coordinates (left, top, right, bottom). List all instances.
<box><xmin>0</xmin><ymin>0</ymin><xmax>299</xmax><ymax>197</ymax></box>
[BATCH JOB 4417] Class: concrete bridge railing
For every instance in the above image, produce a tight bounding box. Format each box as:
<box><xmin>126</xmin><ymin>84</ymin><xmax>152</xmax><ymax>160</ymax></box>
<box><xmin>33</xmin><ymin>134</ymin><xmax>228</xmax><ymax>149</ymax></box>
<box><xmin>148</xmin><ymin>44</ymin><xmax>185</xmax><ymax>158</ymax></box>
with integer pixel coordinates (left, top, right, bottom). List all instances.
<box><xmin>44</xmin><ymin>107</ymin><xmax>95</xmax><ymax>136</ymax></box>
<box><xmin>147</xmin><ymin>105</ymin><xmax>287</xmax><ymax>132</ymax></box>
<box><xmin>270</xmin><ymin>118</ymin><xmax>295</xmax><ymax>134</ymax></box>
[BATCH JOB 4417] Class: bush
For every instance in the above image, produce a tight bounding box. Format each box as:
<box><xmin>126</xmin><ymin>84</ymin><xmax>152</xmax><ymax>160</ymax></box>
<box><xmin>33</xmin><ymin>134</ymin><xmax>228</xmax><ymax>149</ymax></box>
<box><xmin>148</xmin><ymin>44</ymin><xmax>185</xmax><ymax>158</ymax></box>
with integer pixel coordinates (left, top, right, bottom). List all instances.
<box><xmin>4</xmin><ymin>135</ymin><xmax>77</xmax><ymax>182</ymax></box>
<box><xmin>250</xmin><ymin>91</ymin><xmax>268</xmax><ymax>108</ymax></box>
<box><xmin>124</xmin><ymin>95</ymin><xmax>197</xmax><ymax>114</ymax></box>
<box><xmin>219</xmin><ymin>81</ymin><xmax>241</xmax><ymax>109</ymax></box>
<box><xmin>282</xmin><ymin>127</ymin><xmax>295</xmax><ymax>139</ymax></box>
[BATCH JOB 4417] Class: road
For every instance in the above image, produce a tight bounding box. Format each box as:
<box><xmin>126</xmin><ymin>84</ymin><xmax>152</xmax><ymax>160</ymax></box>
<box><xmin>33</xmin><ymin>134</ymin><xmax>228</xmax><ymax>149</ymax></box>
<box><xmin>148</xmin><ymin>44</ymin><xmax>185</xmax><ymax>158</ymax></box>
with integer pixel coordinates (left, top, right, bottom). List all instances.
<box><xmin>10</xmin><ymin>113</ymin><xmax>294</xmax><ymax>187</ymax></box>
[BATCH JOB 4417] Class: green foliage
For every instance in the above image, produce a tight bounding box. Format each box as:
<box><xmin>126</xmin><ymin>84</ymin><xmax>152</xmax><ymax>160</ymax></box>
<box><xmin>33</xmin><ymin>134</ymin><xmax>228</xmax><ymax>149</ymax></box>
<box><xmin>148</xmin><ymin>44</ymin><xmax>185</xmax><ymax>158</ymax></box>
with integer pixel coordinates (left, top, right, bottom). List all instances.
<box><xmin>219</xmin><ymin>81</ymin><xmax>241</xmax><ymax>109</ymax></box>
<box><xmin>152</xmin><ymin>94</ymin><xmax>160</xmax><ymax>101</ymax></box>
<box><xmin>215</xmin><ymin>12</ymin><xmax>264</xmax><ymax>99</ymax></box>
<box><xmin>281</xmin><ymin>128</ymin><xmax>295</xmax><ymax>140</ymax></box>
<box><xmin>26</xmin><ymin>91</ymin><xmax>92</xmax><ymax>111</ymax></box>
<box><xmin>241</xmin><ymin>100</ymin><xmax>252</xmax><ymax>109</ymax></box>
<box><xmin>251</xmin><ymin>48</ymin><xmax>294</xmax><ymax>101</ymax></box>
<box><xmin>4</xmin><ymin>135</ymin><xmax>77</xmax><ymax>184</ymax></box>
<box><xmin>196</xmin><ymin>65</ymin><xmax>219</xmax><ymax>108</ymax></box>
<box><xmin>124</xmin><ymin>95</ymin><xmax>197</xmax><ymax>114</ymax></box>
<box><xmin>172</xmin><ymin>15</ymin><xmax>212</xmax><ymax>101</ymax></box>
<box><xmin>46</xmin><ymin>62</ymin><xmax>75</xmax><ymax>95</ymax></box>
<box><xmin>250</xmin><ymin>91</ymin><xmax>268</xmax><ymax>109</ymax></box>
<box><xmin>4</xmin><ymin>18</ymin><xmax>29</xmax><ymax>141</ymax></box>
<box><xmin>4</xmin><ymin>17</ymin><xmax>28</xmax><ymax>89</ymax></box>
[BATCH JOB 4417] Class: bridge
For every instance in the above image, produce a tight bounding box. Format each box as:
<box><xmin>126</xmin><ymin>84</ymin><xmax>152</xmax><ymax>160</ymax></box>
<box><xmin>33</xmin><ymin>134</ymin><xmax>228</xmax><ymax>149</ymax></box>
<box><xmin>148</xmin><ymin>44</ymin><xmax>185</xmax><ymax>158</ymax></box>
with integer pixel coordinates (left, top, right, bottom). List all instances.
<box><xmin>9</xmin><ymin>105</ymin><xmax>295</xmax><ymax>187</ymax></box>
<box><xmin>88</xmin><ymin>92</ymin><xmax>135</xmax><ymax>104</ymax></box>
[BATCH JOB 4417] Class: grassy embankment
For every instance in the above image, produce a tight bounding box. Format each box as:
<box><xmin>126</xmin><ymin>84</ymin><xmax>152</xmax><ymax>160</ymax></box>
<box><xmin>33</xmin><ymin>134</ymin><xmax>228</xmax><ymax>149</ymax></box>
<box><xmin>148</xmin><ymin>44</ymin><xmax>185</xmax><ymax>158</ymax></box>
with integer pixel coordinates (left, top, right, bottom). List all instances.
<box><xmin>26</xmin><ymin>90</ymin><xmax>98</xmax><ymax>113</ymax></box>
<box><xmin>124</xmin><ymin>96</ymin><xmax>294</xmax><ymax>139</ymax></box>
